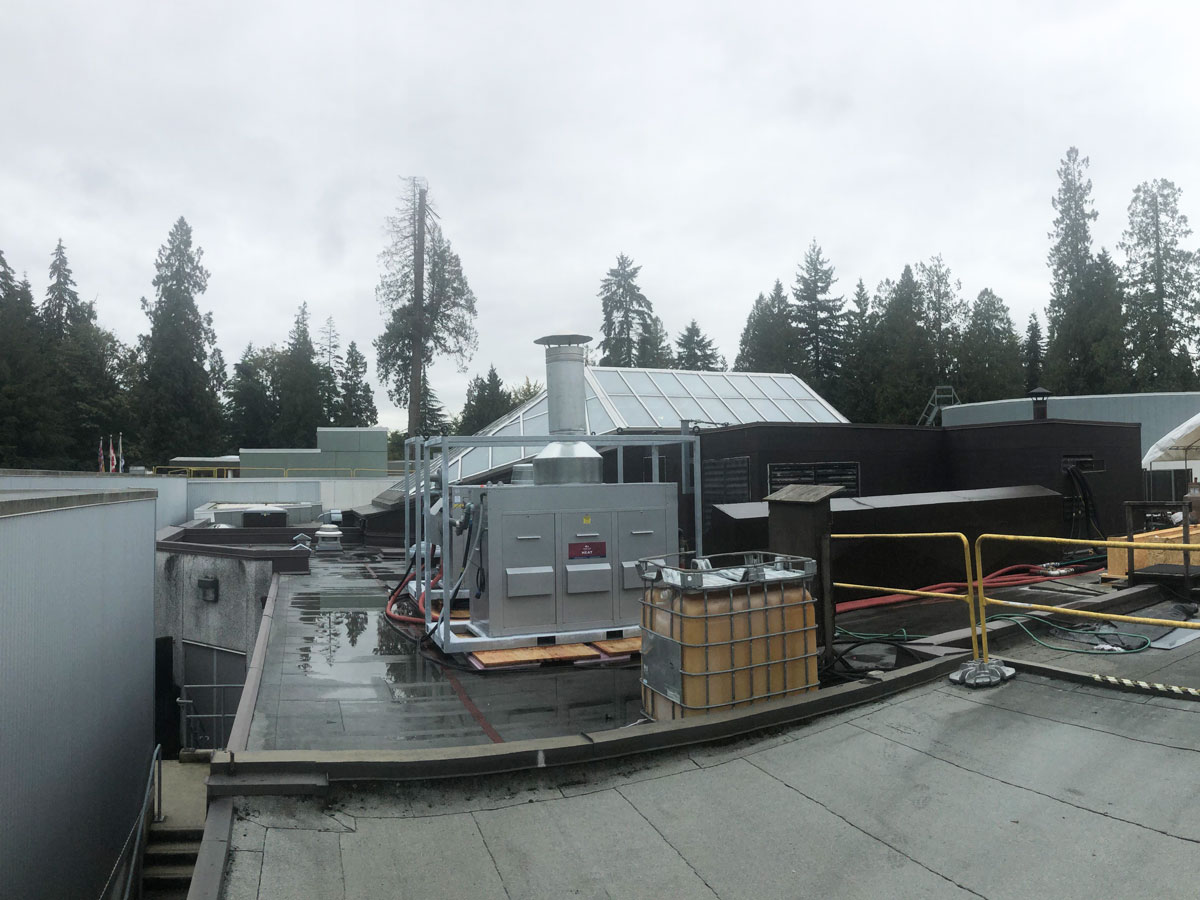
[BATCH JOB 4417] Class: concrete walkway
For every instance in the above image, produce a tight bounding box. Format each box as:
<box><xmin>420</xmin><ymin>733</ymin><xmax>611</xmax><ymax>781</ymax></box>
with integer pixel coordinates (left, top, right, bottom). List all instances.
<box><xmin>219</xmin><ymin>674</ymin><xmax>1200</xmax><ymax>899</ymax></box>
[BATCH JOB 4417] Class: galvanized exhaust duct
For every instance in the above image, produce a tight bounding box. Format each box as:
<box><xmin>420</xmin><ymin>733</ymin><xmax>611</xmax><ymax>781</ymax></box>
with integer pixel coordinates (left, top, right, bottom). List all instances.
<box><xmin>532</xmin><ymin>334</ymin><xmax>602</xmax><ymax>485</ymax></box>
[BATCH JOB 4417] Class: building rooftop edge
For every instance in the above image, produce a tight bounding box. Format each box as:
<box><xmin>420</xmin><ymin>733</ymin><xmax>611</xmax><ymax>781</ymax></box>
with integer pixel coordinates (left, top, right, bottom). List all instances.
<box><xmin>0</xmin><ymin>488</ymin><xmax>159</xmax><ymax>516</ymax></box>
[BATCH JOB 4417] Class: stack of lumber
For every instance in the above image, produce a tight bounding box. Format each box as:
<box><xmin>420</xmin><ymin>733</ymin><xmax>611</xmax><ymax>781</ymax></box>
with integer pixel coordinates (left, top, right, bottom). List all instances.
<box><xmin>1106</xmin><ymin>525</ymin><xmax>1196</xmax><ymax>577</ymax></box>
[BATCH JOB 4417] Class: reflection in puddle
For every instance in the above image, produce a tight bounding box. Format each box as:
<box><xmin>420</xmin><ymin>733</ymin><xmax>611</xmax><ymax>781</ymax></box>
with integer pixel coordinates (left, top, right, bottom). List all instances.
<box><xmin>294</xmin><ymin>608</ymin><xmax>392</xmax><ymax>677</ymax></box>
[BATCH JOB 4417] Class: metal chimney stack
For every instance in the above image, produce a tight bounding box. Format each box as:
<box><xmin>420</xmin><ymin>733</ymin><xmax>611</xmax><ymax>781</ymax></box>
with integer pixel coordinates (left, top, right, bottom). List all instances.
<box><xmin>532</xmin><ymin>334</ymin><xmax>602</xmax><ymax>484</ymax></box>
<box><xmin>537</xmin><ymin>334</ymin><xmax>590</xmax><ymax>435</ymax></box>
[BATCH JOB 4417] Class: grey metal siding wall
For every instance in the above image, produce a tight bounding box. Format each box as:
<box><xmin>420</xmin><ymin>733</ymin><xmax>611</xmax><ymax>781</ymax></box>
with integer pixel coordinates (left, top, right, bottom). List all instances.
<box><xmin>1047</xmin><ymin>395</ymin><xmax>1200</xmax><ymax>457</ymax></box>
<box><xmin>186</xmin><ymin>477</ymin><xmax>322</xmax><ymax>513</ymax></box>
<box><xmin>942</xmin><ymin>394</ymin><xmax>1200</xmax><ymax>458</ymax></box>
<box><xmin>239</xmin><ymin>449</ymin><xmax>316</xmax><ymax>476</ymax></box>
<box><xmin>0</xmin><ymin>496</ymin><xmax>155</xmax><ymax>900</ymax></box>
<box><xmin>941</xmin><ymin>398</ymin><xmax>1032</xmax><ymax>426</ymax></box>
<box><xmin>0</xmin><ymin>472</ymin><xmax>186</xmax><ymax>528</ymax></box>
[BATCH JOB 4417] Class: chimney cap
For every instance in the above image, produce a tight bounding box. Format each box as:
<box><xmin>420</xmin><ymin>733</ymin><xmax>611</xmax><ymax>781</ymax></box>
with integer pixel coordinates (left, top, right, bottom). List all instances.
<box><xmin>534</xmin><ymin>334</ymin><xmax>591</xmax><ymax>347</ymax></box>
<box><xmin>1028</xmin><ymin>387</ymin><xmax>1053</xmax><ymax>399</ymax></box>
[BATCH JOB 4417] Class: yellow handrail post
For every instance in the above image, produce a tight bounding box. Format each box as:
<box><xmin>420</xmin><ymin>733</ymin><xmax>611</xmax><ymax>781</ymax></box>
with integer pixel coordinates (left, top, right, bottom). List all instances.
<box><xmin>973</xmin><ymin>539</ymin><xmax>991</xmax><ymax>663</ymax></box>
<box><xmin>958</xmin><ymin>532</ymin><xmax>981</xmax><ymax>662</ymax></box>
<box><xmin>831</xmin><ymin>532</ymin><xmax>980</xmax><ymax>660</ymax></box>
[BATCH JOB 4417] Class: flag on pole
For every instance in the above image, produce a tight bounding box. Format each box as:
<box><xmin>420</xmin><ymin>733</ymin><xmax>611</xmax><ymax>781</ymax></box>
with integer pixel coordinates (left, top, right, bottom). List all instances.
<box><xmin>118</xmin><ymin>433</ymin><xmax>124</xmax><ymax>474</ymax></box>
<box><xmin>98</xmin><ymin>436</ymin><xmax>104</xmax><ymax>473</ymax></box>
<box><xmin>109</xmin><ymin>435</ymin><xmax>116</xmax><ymax>474</ymax></box>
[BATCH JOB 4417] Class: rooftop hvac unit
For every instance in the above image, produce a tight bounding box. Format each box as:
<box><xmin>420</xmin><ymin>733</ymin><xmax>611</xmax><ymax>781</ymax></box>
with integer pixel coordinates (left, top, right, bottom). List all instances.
<box><xmin>241</xmin><ymin>505</ymin><xmax>287</xmax><ymax>527</ymax></box>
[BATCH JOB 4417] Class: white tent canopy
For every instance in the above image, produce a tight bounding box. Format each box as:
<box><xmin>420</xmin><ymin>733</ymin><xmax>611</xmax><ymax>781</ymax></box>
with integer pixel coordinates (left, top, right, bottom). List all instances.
<box><xmin>1142</xmin><ymin>409</ymin><xmax>1200</xmax><ymax>467</ymax></box>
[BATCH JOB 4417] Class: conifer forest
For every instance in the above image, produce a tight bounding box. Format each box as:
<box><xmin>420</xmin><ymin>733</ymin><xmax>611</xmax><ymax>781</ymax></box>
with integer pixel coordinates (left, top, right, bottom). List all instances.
<box><xmin>2</xmin><ymin>147</ymin><xmax>1196</xmax><ymax>469</ymax></box>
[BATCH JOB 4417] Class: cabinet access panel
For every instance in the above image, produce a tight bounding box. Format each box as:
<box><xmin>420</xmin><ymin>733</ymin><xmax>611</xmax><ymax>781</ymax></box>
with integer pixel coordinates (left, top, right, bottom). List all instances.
<box><xmin>460</xmin><ymin>481</ymin><xmax>678</xmax><ymax>638</ymax></box>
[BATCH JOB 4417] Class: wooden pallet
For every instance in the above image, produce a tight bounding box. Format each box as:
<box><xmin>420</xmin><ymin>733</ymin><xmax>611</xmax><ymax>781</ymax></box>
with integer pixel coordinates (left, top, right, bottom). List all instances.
<box><xmin>469</xmin><ymin>643</ymin><xmax>602</xmax><ymax>669</ymax></box>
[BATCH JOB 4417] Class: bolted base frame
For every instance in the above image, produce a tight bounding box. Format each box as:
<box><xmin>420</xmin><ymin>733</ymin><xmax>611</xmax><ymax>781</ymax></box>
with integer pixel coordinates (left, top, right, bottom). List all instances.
<box><xmin>949</xmin><ymin>657</ymin><xmax>1016</xmax><ymax>688</ymax></box>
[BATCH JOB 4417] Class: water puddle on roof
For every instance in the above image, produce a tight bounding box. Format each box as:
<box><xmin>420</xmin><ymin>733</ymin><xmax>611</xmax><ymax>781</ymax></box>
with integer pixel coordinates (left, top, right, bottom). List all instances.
<box><xmin>288</xmin><ymin>607</ymin><xmax>429</xmax><ymax>680</ymax></box>
<box><xmin>291</xmin><ymin>590</ymin><xmax>386</xmax><ymax>610</ymax></box>
<box><xmin>266</xmin><ymin>597</ymin><xmax>643</xmax><ymax>746</ymax></box>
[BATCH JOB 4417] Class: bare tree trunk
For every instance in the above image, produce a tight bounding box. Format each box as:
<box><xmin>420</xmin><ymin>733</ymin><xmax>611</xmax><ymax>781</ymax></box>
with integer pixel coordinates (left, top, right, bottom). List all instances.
<box><xmin>407</xmin><ymin>186</ymin><xmax>427</xmax><ymax>436</ymax></box>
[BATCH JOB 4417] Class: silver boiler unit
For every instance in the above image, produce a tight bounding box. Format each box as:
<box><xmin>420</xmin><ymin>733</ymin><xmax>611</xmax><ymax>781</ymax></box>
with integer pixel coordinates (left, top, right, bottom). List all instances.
<box><xmin>426</xmin><ymin>334</ymin><xmax>679</xmax><ymax>651</ymax></box>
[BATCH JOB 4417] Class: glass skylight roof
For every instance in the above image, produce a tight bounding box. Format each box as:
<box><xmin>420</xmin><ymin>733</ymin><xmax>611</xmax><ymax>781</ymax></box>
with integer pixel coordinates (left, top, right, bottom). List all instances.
<box><xmin>429</xmin><ymin>366</ymin><xmax>847</xmax><ymax>483</ymax></box>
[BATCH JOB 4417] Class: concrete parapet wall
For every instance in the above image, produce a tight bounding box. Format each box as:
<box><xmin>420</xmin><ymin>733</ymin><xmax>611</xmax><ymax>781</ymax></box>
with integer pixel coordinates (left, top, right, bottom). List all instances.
<box><xmin>155</xmin><ymin>550</ymin><xmax>273</xmax><ymax>679</ymax></box>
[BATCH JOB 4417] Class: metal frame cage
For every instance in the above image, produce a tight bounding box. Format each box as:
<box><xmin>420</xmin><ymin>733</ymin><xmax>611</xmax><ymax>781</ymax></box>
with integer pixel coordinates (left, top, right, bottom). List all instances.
<box><xmin>402</xmin><ymin>429</ymin><xmax>705</xmax><ymax>654</ymax></box>
<box><xmin>638</xmin><ymin>551</ymin><xmax>819</xmax><ymax>718</ymax></box>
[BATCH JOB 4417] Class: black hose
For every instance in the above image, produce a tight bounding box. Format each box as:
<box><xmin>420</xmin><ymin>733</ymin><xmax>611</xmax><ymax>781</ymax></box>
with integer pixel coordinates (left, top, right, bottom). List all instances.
<box><xmin>443</xmin><ymin>513</ymin><xmax>484</xmax><ymax>614</ymax></box>
<box><xmin>386</xmin><ymin>555</ymin><xmax>417</xmax><ymax>605</ymax></box>
<box><xmin>1066</xmin><ymin>465</ymin><xmax>1105</xmax><ymax>540</ymax></box>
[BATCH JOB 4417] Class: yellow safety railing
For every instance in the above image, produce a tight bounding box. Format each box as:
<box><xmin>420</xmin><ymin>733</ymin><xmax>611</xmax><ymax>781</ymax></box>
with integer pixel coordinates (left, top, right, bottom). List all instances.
<box><xmin>973</xmin><ymin>533</ymin><xmax>1200</xmax><ymax>664</ymax></box>
<box><xmin>151</xmin><ymin>465</ymin><xmax>393</xmax><ymax>478</ymax></box>
<box><xmin>152</xmin><ymin>466</ymin><xmax>237</xmax><ymax>477</ymax></box>
<box><xmin>832</xmin><ymin>532</ymin><xmax>981</xmax><ymax>659</ymax></box>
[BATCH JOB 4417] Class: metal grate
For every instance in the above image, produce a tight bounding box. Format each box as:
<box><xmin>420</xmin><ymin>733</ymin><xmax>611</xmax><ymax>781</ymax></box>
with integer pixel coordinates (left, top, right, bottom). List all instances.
<box><xmin>767</xmin><ymin>461</ymin><xmax>859</xmax><ymax>497</ymax></box>
<box><xmin>701</xmin><ymin>456</ymin><xmax>751</xmax><ymax>533</ymax></box>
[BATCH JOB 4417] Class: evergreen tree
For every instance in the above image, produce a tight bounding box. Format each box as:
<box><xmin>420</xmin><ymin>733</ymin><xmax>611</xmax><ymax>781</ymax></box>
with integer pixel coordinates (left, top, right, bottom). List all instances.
<box><xmin>792</xmin><ymin>241</ymin><xmax>844</xmax><ymax>393</ymax></box>
<box><xmin>272</xmin><ymin>303</ymin><xmax>325</xmax><ymax>447</ymax></box>
<box><xmin>916</xmin><ymin>255</ymin><xmax>967</xmax><ymax>384</ymax></box>
<box><xmin>734</xmin><ymin>292</ymin><xmax>768</xmax><ymax>372</ymax></box>
<box><xmin>387</xmin><ymin>429</ymin><xmax>406</xmax><ymax>460</ymax></box>
<box><xmin>597</xmin><ymin>254</ymin><xmax>651</xmax><ymax>367</ymax></box>
<box><xmin>833</xmin><ymin>279</ymin><xmax>878</xmax><ymax>420</ymax></box>
<box><xmin>959</xmin><ymin>289</ymin><xmax>1024</xmax><ymax>402</ymax></box>
<box><xmin>137</xmin><ymin>217</ymin><xmax>224</xmax><ymax>463</ymax></box>
<box><xmin>376</xmin><ymin>183</ymin><xmax>478</xmax><ymax>431</ymax></box>
<box><xmin>55</xmin><ymin>317</ymin><xmax>131</xmax><ymax>469</ymax></box>
<box><xmin>636</xmin><ymin>315</ymin><xmax>675</xmax><ymax>368</ymax></box>
<box><xmin>415</xmin><ymin>382</ymin><xmax>449</xmax><ymax>435</ymax></box>
<box><xmin>226</xmin><ymin>344</ymin><xmax>278</xmax><ymax>449</ymax></box>
<box><xmin>36</xmin><ymin>240</ymin><xmax>133</xmax><ymax>469</ymax></box>
<box><xmin>0</xmin><ymin>264</ymin><xmax>63</xmax><ymax>466</ymax></box>
<box><xmin>872</xmin><ymin>266</ymin><xmax>933</xmax><ymax>424</ymax></box>
<box><xmin>207</xmin><ymin>345</ymin><xmax>229</xmax><ymax>452</ymax></box>
<box><xmin>1044</xmin><ymin>147</ymin><xmax>1127</xmax><ymax>392</ymax></box>
<box><xmin>388</xmin><ymin>383</ymin><xmax>449</xmax><ymax>440</ymax></box>
<box><xmin>734</xmin><ymin>280</ymin><xmax>796</xmax><ymax>373</ymax></box>
<box><xmin>674</xmin><ymin>320</ymin><xmax>725</xmax><ymax>371</ymax></box>
<box><xmin>208</xmin><ymin>346</ymin><xmax>228</xmax><ymax>397</ymax></box>
<box><xmin>456</xmin><ymin>365</ymin><xmax>513</xmax><ymax>434</ymax></box>
<box><xmin>509</xmin><ymin>376</ymin><xmax>544</xmax><ymax>406</ymax></box>
<box><xmin>1119</xmin><ymin>179</ymin><xmax>1199</xmax><ymax>390</ymax></box>
<box><xmin>317</xmin><ymin>316</ymin><xmax>343</xmax><ymax>423</ymax></box>
<box><xmin>1075</xmin><ymin>250</ymin><xmax>1134</xmax><ymax>394</ymax></box>
<box><xmin>335</xmin><ymin>341</ymin><xmax>377</xmax><ymax>427</ymax></box>
<box><xmin>0</xmin><ymin>249</ymin><xmax>12</xmax><ymax>299</ymax></box>
<box><xmin>1023</xmin><ymin>313</ymin><xmax>1045</xmax><ymax>392</ymax></box>
<box><xmin>41</xmin><ymin>239</ymin><xmax>91</xmax><ymax>341</ymax></box>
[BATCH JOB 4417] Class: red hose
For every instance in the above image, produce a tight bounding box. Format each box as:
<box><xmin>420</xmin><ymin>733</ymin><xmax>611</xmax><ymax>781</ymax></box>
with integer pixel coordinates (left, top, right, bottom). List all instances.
<box><xmin>384</xmin><ymin>566</ymin><xmax>445</xmax><ymax>627</ymax></box>
<box><xmin>834</xmin><ymin>563</ymin><xmax>1100</xmax><ymax>614</ymax></box>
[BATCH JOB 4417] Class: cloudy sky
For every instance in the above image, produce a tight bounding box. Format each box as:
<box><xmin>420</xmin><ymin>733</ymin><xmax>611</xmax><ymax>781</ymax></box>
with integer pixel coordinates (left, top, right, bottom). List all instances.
<box><xmin>4</xmin><ymin>1</ymin><xmax>1199</xmax><ymax>429</ymax></box>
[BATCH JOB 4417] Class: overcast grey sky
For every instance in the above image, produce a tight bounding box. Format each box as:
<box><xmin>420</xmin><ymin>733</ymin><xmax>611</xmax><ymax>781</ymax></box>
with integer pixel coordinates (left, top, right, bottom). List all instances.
<box><xmin>4</xmin><ymin>0</ymin><xmax>1199</xmax><ymax>430</ymax></box>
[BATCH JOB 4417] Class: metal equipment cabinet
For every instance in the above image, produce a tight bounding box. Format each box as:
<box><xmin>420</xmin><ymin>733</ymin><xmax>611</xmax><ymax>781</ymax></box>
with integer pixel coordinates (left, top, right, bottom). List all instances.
<box><xmin>457</xmin><ymin>482</ymin><xmax>678</xmax><ymax>638</ymax></box>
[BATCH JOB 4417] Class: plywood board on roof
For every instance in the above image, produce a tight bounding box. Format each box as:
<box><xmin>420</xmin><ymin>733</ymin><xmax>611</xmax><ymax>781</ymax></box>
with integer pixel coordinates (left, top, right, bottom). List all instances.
<box><xmin>765</xmin><ymin>484</ymin><xmax>843</xmax><ymax>504</ymax></box>
<box><xmin>469</xmin><ymin>644</ymin><xmax>601</xmax><ymax>668</ymax></box>
<box><xmin>592</xmin><ymin>637</ymin><xmax>642</xmax><ymax>655</ymax></box>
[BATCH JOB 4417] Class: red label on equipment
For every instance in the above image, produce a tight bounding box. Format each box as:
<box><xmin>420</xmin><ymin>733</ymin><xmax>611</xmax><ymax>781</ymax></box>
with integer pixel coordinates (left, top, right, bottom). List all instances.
<box><xmin>568</xmin><ymin>541</ymin><xmax>607</xmax><ymax>559</ymax></box>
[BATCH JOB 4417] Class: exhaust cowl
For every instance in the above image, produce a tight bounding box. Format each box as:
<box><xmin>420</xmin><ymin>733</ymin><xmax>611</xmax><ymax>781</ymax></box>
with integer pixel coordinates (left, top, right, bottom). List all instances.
<box><xmin>533</xmin><ymin>334</ymin><xmax>602</xmax><ymax>485</ymax></box>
